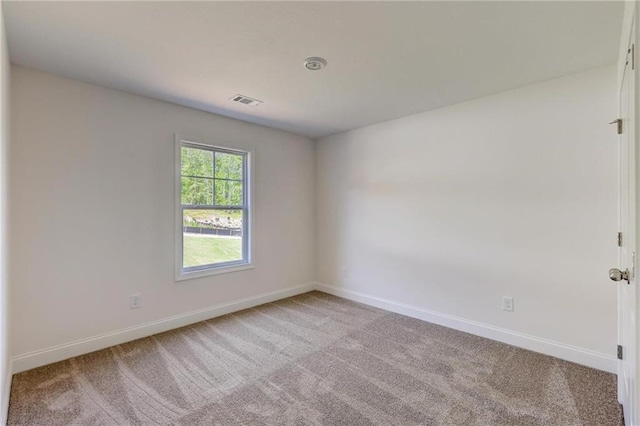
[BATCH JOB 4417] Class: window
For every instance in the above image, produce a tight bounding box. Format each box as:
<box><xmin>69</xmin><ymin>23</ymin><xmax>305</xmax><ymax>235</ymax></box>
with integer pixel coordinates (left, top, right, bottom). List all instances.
<box><xmin>175</xmin><ymin>136</ymin><xmax>252</xmax><ymax>280</ymax></box>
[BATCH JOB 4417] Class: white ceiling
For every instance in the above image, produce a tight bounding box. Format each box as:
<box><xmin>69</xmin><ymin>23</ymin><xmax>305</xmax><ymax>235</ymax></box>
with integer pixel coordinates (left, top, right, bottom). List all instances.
<box><xmin>4</xmin><ymin>1</ymin><xmax>624</xmax><ymax>139</ymax></box>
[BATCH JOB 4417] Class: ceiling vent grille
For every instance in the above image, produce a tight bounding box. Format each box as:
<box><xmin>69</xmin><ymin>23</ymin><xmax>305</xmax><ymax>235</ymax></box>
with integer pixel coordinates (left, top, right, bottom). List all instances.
<box><xmin>230</xmin><ymin>94</ymin><xmax>263</xmax><ymax>106</ymax></box>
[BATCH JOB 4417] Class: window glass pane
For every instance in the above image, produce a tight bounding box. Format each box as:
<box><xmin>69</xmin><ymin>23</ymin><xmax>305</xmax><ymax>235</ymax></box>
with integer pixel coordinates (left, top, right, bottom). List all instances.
<box><xmin>181</xmin><ymin>146</ymin><xmax>213</xmax><ymax>178</ymax></box>
<box><xmin>214</xmin><ymin>180</ymin><xmax>243</xmax><ymax>206</ymax></box>
<box><xmin>181</xmin><ymin>177</ymin><xmax>213</xmax><ymax>205</ymax></box>
<box><xmin>215</xmin><ymin>152</ymin><xmax>243</xmax><ymax>180</ymax></box>
<box><xmin>183</xmin><ymin>209</ymin><xmax>243</xmax><ymax>268</ymax></box>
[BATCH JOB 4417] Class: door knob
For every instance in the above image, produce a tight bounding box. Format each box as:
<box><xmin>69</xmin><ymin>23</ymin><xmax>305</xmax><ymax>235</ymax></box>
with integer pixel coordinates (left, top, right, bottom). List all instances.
<box><xmin>609</xmin><ymin>268</ymin><xmax>630</xmax><ymax>282</ymax></box>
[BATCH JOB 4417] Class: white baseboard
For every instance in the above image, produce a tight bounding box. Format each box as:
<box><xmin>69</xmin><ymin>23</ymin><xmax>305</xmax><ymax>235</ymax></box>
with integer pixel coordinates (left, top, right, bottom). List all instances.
<box><xmin>315</xmin><ymin>283</ymin><xmax>617</xmax><ymax>374</ymax></box>
<box><xmin>11</xmin><ymin>283</ymin><xmax>315</xmax><ymax>374</ymax></box>
<box><xmin>10</xmin><ymin>281</ymin><xmax>618</xmax><ymax>375</ymax></box>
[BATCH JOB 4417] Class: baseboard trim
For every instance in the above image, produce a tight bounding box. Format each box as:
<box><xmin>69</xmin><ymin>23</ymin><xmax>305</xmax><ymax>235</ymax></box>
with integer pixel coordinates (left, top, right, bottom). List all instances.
<box><xmin>315</xmin><ymin>283</ymin><xmax>617</xmax><ymax>374</ymax></box>
<box><xmin>12</xmin><ymin>283</ymin><xmax>315</xmax><ymax>374</ymax></box>
<box><xmin>10</xmin><ymin>282</ymin><xmax>618</xmax><ymax>375</ymax></box>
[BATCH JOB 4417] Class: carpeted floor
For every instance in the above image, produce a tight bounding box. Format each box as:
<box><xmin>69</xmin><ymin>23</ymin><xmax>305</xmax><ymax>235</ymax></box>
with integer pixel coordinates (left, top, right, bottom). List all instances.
<box><xmin>8</xmin><ymin>291</ymin><xmax>622</xmax><ymax>425</ymax></box>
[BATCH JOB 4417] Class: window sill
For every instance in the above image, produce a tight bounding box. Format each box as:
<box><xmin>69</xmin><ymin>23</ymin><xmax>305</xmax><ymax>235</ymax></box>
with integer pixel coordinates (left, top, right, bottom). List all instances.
<box><xmin>175</xmin><ymin>262</ymin><xmax>254</xmax><ymax>282</ymax></box>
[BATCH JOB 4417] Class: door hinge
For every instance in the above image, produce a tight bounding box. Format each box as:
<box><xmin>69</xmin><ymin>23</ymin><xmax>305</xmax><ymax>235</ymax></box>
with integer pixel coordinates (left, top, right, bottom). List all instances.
<box><xmin>618</xmin><ymin>345</ymin><xmax>623</xmax><ymax>360</ymax></box>
<box><xmin>618</xmin><ymin>232</ymin><xmax>623</xmax><ymax>247</ymax></box>
<box><xmin>610</xmin><ymin>119</ymin><xmax>623</xmax><ymax>135</ymax></box>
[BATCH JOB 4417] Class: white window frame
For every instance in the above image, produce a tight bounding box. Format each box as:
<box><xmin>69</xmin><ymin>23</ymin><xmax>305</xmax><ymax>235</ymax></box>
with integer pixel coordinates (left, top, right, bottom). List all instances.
<box><xmin>175</xmin><ymin>135</ymin><xmax>254</xmax><ymax>281</ymax></box>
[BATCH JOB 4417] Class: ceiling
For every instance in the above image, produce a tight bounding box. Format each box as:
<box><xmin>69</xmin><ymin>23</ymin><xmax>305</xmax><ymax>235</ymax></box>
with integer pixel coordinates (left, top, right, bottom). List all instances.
<box><xmin>3</xmin><ymin>1</ymin><xmax>624</xmax><ymax>139</ymax></box>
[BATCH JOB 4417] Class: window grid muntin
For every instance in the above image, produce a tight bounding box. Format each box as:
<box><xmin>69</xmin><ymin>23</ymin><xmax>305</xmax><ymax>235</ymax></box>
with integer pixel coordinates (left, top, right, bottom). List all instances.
<box><xmin>181</xmin><ymin>175</ymin><xmax>242</xmax><ymax>182</ymax></box>
<box><xmin>180</xmin><ymin>141</ymin><xmax>249</xmax><ymax>273</ymax></box>
<box><xmin>180</xmin><ymin>143</ymin><xmax>246</xmax><ymax>209</ymax></box>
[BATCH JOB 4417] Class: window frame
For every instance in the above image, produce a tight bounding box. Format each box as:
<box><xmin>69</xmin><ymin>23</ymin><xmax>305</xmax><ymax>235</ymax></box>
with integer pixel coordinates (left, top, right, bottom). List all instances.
<box><xmin>174</xmin><ymin>135</ymin><xmax>254</xmax><ymax>281</ymax></box>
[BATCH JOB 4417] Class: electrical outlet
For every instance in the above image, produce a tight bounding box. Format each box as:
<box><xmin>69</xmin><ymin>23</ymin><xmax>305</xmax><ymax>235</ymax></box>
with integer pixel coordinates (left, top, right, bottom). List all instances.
<box><xmin>130</xmin><ymin>294</ymin><xmax>141</xmax><ymax>309</ymax></box>
<box><xmin>341</xmin><ymin>268</ymin><xmax>348</xmax><ymax>279</ymax></box>
<box><xmin>502</xmin><ymin>296</ymin><xmax>514</xmax><ymax>312</ymax></box>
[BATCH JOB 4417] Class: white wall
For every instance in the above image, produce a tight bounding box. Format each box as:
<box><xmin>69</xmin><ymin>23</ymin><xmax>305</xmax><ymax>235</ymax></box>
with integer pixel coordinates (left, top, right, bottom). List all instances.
<box><xmin>0</xmin><ymin>3</ymin><xmax>9</xmax><ymax>423</ymax></box>
<box><xmin>316</xmin><ymin>66</ymin><xmax>618</xmax><ymax>365</ymax></box>
<box><xmin>7</xmin><ymin>62</ymin><xmax>619</xmax><ymax>377</ymax></box>
<box><xmin>10</xmin><ymin>67</ymin><xmax>315</xmax><ymax>360</ymax></box>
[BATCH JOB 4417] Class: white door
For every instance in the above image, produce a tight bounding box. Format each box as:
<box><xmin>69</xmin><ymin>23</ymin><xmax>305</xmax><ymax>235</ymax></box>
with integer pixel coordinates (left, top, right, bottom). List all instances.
<box><xmin>615</xmin><ymin>24</ymin><xmax>637</xmax><ymax>426</ymax></box>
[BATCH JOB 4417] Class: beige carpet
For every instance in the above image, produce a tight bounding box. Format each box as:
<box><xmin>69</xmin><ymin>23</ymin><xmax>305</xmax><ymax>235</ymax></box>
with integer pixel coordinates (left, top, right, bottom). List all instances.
<box><xmin>8</xmin><ymin>291</ymin><xmax>622</xmax><ymax>425</ymax></box>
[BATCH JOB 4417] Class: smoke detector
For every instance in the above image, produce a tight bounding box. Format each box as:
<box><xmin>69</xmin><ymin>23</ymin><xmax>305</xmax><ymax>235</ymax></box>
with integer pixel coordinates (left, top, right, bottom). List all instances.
<box><xmin>230</xmin><ymin>94</ymin><xmax>263</xmax><ymax>106</ymax></box>
<box><xmin>304</xmin><ymin>57</ymin><xmax>327</xmax><ymax>71</ymax></box>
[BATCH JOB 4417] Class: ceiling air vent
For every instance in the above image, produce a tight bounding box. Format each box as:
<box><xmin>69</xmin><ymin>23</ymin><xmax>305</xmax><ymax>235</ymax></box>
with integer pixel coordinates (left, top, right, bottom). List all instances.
<box><xmin>230</xmin><ymin>94</ymin><xmax>263</xmax><ymax>107</ymax></box>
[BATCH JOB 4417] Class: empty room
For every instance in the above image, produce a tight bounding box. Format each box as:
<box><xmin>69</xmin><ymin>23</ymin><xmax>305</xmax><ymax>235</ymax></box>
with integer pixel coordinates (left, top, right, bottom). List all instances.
<box><xmin>0</xmin><ymin>0</ymin><xmax>638</xmax><ymax>425</ymax></box>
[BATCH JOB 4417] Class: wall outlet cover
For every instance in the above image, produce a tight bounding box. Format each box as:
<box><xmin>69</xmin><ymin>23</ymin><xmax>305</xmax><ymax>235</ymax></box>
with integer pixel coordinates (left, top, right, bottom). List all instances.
<box><xmin>502</xmin><ymin>296</ymin><xmax>514</xmax><ymax>312</ymax></box>
<box><xmin>130</xmin><ymin>294</ymin><xmax>141</xmax><ymax>309</ymax></box>
<box><xmin>341</xmin><ymin>268</ymin><xmax>348</xmax><ymax>279</ymax></box>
